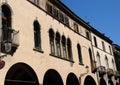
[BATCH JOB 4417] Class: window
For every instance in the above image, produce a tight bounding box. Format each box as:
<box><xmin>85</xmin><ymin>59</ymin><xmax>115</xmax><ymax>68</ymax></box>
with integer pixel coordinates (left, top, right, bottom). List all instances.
<box><xmin>2</xmin><ymin>5</ymin><xmax>12</xmax><ymax>41</ymax></box>
<box><xmin>33</xmin><ymin>20</ymin><xmax>41</xmax><ymax>50</ymax></box>
<box><xmin>53</xmin><ymin>8</ymin><xmax>59</xmax><ymax>18</ymax></box>
<box><xmin>46</xmin><ymin>3</ymin><xmax>70</xmax><ymax>27</ymax></box>
<box><xmin>61</xmin><ymin>35</ymin><xmax>66</xmax><ymax>58</ymax></box>
<box><xmin>77</xmin><ymin>44</ymin><xmax>83</xmax><ymax>64</ymax></box>
<box><xmin>64</xmin><ymin>16</ymin><xmax>69</xmax><ymax>26</ymax></box>
<box><xmin>34</xmin><ymin>0</ymin><xmax>39</xmax><ymax>5</ymax></box>
<box><xmin>112</xmin><ymin>59</ymin><xmax>115</xmax><ymax>71</ymax></box>
<box><xmin>93</xmin><ymin>36</ymin><xmax>97</xmax><ymax>47</ymax></box>
<box><xmin>86</xmin><ymin>31</ymin><xmax>90</xmax><ymax>40</ymax></box>
<box><xmin>96</xmin><ymin>52</ymin><xmax>101</xmax><ymax>67</ymax></box>
<box><xmin>59</xmin><ymin>12</ymin><xmax>64</xmax><ymax>22</ymax></box>
<box><xmin>102</xmin><ymin>41</ymin><xmax>106</xmax><ymax>51</ymax></box>
<box><xmin>89</xmin><ymin>48</ymin><xmax>95</xmax><ymax>71</ymax></box>
<box><xmin>46</xmin><ymin>3</ymin><xmax>53</xmax><ymax>14</ymax></box>
<box><xmin>49</xmin><ymin>29</ymin><xmax>55</xmax><ymax>54</ymax></box>
<box><xmin>74</xmin><ymin>23</ymin><xmax>79</xmax><ymax>33</ymax></box>
<box><xmin>109</xmin><ymin>46</ymin><xmax>112</xmax><ymax>55</ymax></box>
<box><xmin>67</xmin><ymin>38</ymin><xmax>73</xmax><ymax>60</ymax></box>
<box><xmin>105</xmin><ymin>56</ymin><xmax>109</xmax><ymax>68</ymax></box>
<box><xmin>55</xmin><ymin>32</ymin><xmax>61</xmax><ymax>56</ymax></box>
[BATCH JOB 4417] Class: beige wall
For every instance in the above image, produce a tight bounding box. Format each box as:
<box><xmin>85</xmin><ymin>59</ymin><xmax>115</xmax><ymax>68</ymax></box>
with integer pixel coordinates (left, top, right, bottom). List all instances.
<box><xmin>0</xmin><ymin>0</ymin><xmax>98</xmax><ymax>85</ymax></box>
<box><xmin>91</xmin><ymin>33</ymin><xmax>116</xmax><ymax>70</ymax></box>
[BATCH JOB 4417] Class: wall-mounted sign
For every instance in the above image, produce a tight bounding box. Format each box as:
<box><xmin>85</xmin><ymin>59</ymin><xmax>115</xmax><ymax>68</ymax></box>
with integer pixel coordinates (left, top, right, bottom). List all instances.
<box><xmin>0</xmin><ymin>60</ymin><xmax>5</xmax><ymax>69</ymax></box>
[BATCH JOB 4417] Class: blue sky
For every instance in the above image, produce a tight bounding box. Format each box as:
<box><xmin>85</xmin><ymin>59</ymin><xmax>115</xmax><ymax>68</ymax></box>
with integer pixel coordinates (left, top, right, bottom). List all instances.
<box><xmin>61</xmin><ymin>0</ymin><xmax>120</xmax><ymax>45</ymax></box>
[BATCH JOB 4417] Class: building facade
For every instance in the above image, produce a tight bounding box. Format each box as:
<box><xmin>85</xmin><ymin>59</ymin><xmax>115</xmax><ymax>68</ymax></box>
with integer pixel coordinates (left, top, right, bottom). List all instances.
<box><xmin>0</xmin><ymin>0</ymin><xmax>119</xmax><ymax>85</ymax></box>
<box><xmin>91</xmin><ymin>30</ymin><xmax>119</xmax><ymax>85</ymax></box>
<box><xmin>0</xmin><ymin>0</ymin><xmax>98</xmax><ymax>85</ymax></box>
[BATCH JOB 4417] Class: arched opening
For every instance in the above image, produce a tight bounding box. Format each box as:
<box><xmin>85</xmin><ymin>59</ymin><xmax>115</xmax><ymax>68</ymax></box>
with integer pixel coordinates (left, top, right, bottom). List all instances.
<box><xmin>66</xmin><ymin>73</ymin><xmax>79</xmax><ymax>85</ymax></box>
<box><xmin>43</xmin><ymin>69</ymin><xmax>63</xmax><ymax>85</ymax></box>
<box><xmin>4</xmin><ymin>63</ymin><xmax>39</xmax><ymax>85</ymax></box>
<box><xmin>84</xmin><ymin>75</ymin><xmax>96</xmax><ymax>85</ymax></box>
<box><xmin>100</xmin><ymin>77</ymin><xmax>107</xmax><ymax>85</ymax></box>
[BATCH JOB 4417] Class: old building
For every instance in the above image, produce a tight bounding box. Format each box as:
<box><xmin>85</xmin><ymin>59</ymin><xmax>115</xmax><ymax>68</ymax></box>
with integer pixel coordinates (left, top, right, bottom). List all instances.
<box><xmin>0</xmin><ymin>0</ymin><xmax>97</xmax><ymax>85</ymax></box>
<box><xmin>91</xmin><ymin>29</ymin><xmax>119</xmax><ymax>85</ymax></box>
<box><xmin>0</xmin><ymin>0</ymin><xmax>118</xmax><ymax>85</ymax></box>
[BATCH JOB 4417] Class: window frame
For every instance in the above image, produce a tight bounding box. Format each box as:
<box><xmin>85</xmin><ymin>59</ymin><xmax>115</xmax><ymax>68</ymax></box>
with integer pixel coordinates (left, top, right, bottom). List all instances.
<box><xmin>33</xmin><ymin>20</ymin><xmax>42</xmax><ymax>51</ymax></box>
<box><xmin>49</xmin><ymin>29</ymin><xmax>55</xmax><ymax>55</ymax></box>
<box><xmin>77</xmin><ymin>44</ymin><xmax>83</xmax><ymax>64</ymax></box>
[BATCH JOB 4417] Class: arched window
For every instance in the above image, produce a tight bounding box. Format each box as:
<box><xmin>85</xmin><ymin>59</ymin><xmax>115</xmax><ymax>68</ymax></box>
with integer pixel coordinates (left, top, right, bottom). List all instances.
<box><xmin>55</xmin><ymin>32</ymin><xmax>61</xmax><ymax>56</ymax></box>
<box><xmin>105</xmin><ymin>56</ymin><xmax>109</xmax><ymax>68</ymax></box>
<box><xmin>96</xmin><ymin>52</ymin><xmax>101</xmax><ymax>67</ymax></box>
<box><xmin>61</xmin><ymin>35</ymin><xmax>66</xmax><ymax>58</ymax></box>
<box><xmin>33</xmin><ymin>20</ymin><xmax>41</xmax><ymax>50</ymax></box>
<box><xmin>2</xmin><ymin>4</ymin><xmax>12</xmax><ymax>41</ymax></box>
<box><xmin>77</xmin><ymin>44</ymin><xmax>83</xmax><ymax>64</ymax></box>
<box><xmin>112</xmin><ymin>59</ymin><xmax>115</xmax><ymax>71</ymax></box>
<box><xmin>67</xmin><ymin>38</ymin><xmax>73</xmax><ymax>60</ymax></box>
<box><xmin>49</xmin><ymin>29</ymin><xmax>55</xmax><ymax>54</ymax></box>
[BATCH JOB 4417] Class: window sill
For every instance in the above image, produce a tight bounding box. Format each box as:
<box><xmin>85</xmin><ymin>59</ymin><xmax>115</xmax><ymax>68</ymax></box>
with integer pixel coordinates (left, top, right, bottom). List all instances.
<box><xmin>49</xmin><ymin>53</ymin><xmax>74</xmax><ymax>63</ymax></box>
<box><xmin>33</xmin><ymin>48</ymin><xmax>44</xmax><ymax>53</ymax></box>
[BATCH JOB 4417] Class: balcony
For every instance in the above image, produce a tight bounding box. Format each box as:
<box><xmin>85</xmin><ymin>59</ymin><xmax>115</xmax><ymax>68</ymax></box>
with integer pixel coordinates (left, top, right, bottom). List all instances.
<box><xmin>107</xmin><ymin>68</ymin><xmax>114</xmax><ymax>78</ymax></box>
<box><xmin>97</xmin><ymin>66</ymin><xmax>106</xmax><ymax>76</ymax></box>
<box><xmin>1</xmin><ymin>27</ymin><xmax>19</xmax><ymax>55</ymax></box>
<box><xmin>114</xmin><ymin>71</ymin><xmax>120</xmax><ymax>79</ymax></box>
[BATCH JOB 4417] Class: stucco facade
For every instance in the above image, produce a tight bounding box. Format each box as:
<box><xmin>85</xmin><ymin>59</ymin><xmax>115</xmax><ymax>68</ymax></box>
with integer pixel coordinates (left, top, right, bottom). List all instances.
<box><xmin>91</xmin><ymin>31</ymin><xmax>119</xmax><ymax>85</ymax></box>
<box><xmin>0</xmin><ymin>0</ymin><xmax>98</xmax><ymax>85</ymax></box>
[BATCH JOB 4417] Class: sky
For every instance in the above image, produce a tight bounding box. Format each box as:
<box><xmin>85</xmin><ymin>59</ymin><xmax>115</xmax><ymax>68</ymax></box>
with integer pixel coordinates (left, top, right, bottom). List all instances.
<box><xmin>61</xmin><ymin>0</ymin><xmax>120</xmax><ymax>45</ymax></box>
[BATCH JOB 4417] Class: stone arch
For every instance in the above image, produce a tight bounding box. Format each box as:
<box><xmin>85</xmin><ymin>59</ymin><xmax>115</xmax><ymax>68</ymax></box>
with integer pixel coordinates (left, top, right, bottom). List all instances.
<box><xmin>43</xmin><ymin>69</ymin><xmax>63</xmax><ymax>85</ymax></box>
<box><xmin>84</xmin><ymin>75</ymin><xmax>96</xmax><ymax>85</ymax></box>
<box><xmin>4</xmin><ymin>63</ymin><xmax>39</xmax><ymax>85</ymax></box>
<box><xmin>66</xmin><ymin>73</ymin><xmax>80</xmax><ymax>85</ymax></box>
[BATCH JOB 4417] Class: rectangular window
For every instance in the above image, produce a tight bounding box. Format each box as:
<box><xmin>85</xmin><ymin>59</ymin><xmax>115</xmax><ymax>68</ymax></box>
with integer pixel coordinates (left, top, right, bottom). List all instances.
<box><xmin>86</xmin><ymin>31</ymin><xmax>90</xmax><ymax>40</ymax></box>
<box><xmin>53</xmin><ymin>8</ymin><xmax>59</xmax><ymax>18</ymax></box>
<box><xmin>74</xmin><ymin>23</ymin><xmax>79</xmax><ymax>33</ymax></box>
<box><xmin>93</xmin><ymin>36</ymin><xmax>97</xmax><ymax>47</ymax></box>
<box><xmin>46</xmin><ymin>3</ymin><xmax>53</xmax><ymax>14</ymax></box>
<box><xmin>109</xmin><ymin>46</ymin><xmax>112</xmax><ymax>55</ymax></box>
<box><xmin>64</xmin><ymin>16</ymin><xmax>69</xmax><ymax>26</ymax></box>
<box><xmin>59</xmin><ymin>12</ymin><xmax>64</xmax><ymax>22</ymax></box>
<box><xmin>102</xmin><ymin>41</ymin><xmax>106</xmax><ymax>51</ymax></box>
